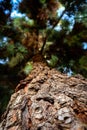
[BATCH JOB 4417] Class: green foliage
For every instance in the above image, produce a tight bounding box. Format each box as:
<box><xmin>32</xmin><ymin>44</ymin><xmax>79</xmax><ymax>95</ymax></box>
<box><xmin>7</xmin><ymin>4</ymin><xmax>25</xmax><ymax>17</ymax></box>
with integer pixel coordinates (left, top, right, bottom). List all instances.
<box><xmin>13</xmin><ymin>17</ymin><xmax>35</xmax><ymax>31</ymax></box>
<box><xmin>7</xmin><ymin>44</ymin><xmax>15</xmax><ymax>56</ymax></box>
<box><xmin>6</xmin><ymin>43</ymin><xmax>28</xmax><ymax>67</ymax></box>
<box><xmin>39</xmin><ymin>0</ymin><xmax>46</xmax><ymax>4</ymax></box>
<box><xmin>22</xmin><ymin>62</ymin><xmax>33</xmax><ymax>75</ymax></box>
<box><xmin>8</xmin><ymin>0</ymin><xmax>87</xmax><ymax>77</ymax></box>
<box><xmin>47</xmin><ymin>55</ymin><xmax>58</xmax><ymax>67</ymax></box>
<box><xmin>8</xmin><ymin>52</ymin><xmax>24</xmax><ymax>68</ymax></box>
<box><xmin>17</xmin><ymin>45</ymin><xmax>28</xmax><ymax>53</ymax></box>
<box><xmin>19</xmin><ymin>0</ymin><xmax>59</xmax><ymax>29</ymax></box>
<box><xmin>79</xmin><ymin>56</ymin><xmax>87</xmax><ymax>70</ymax></box>
<box><xmin>0</xmin><ymin>0</ymin><xmax>87</xmax><ymax>77</ymax></box>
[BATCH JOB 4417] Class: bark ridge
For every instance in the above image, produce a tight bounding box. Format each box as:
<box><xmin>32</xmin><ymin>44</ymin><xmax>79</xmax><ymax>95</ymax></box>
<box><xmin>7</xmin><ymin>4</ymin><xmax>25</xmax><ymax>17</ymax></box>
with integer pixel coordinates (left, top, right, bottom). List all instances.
<box><xmin>0</xmin><ymin>62</ymin><xmax>87</xmax><ymax>130</ymax></box>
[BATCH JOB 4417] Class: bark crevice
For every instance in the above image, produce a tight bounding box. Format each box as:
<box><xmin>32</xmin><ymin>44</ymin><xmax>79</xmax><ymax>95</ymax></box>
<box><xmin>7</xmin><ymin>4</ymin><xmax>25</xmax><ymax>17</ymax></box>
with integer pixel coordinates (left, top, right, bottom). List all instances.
<box><xmin>0</xmin><ymin>62</ymin><xmax>87</xmax><ymax>130</ymax></box>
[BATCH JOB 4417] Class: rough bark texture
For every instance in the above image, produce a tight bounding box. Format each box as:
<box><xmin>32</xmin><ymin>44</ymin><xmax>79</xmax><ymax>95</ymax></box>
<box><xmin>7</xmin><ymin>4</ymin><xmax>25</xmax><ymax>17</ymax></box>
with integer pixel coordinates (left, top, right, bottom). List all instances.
<box><xmin>0</xmin><ymin>61</ymin><xmax>87</xmax><ymax>130</ymax></box>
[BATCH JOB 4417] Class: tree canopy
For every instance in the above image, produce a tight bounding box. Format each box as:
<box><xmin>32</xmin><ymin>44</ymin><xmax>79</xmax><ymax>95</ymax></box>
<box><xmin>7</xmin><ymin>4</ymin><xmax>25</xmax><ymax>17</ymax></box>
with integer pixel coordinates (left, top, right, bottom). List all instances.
<box><xmin>0</xmin><ymin>0</ymin><xmax>87</xmax><ymax>116</ymax></box>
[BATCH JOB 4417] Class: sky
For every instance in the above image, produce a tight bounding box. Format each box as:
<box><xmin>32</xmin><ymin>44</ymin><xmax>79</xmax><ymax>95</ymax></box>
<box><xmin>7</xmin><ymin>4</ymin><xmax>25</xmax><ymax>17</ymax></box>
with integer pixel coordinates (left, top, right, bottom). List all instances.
<box><xmin>11</xmin><ymin>0</ymin><xmax>23</xmax><ymax>17</ymax></box>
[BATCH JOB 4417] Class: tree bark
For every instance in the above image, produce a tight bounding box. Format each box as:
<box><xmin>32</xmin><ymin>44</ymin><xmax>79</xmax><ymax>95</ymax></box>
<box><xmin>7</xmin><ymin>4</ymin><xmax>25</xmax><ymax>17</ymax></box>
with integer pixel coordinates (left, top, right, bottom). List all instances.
<box><xmin>0</xmin><ymin>61</ymin><xmax>87</xmax><ymax>130</ymax></box>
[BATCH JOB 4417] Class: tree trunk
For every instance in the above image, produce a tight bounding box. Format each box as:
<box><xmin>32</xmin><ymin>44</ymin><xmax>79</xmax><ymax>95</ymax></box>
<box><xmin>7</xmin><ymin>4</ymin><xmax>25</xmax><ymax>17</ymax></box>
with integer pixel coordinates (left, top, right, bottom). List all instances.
<box><xmin>0</xmin><ymin>61</ymin><xmax>87</xmax><ymax>130</ymax></box>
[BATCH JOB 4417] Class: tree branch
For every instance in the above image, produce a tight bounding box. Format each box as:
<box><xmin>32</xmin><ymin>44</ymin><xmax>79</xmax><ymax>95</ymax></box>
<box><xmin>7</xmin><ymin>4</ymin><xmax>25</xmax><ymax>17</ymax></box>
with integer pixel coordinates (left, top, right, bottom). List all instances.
<box><xmin>40</xmin><ymin>2</ymin><xmax>69</xmax><ymax>54</ymax></box>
